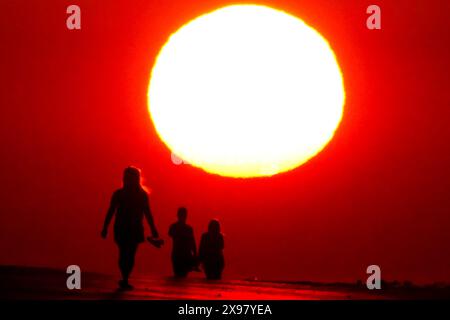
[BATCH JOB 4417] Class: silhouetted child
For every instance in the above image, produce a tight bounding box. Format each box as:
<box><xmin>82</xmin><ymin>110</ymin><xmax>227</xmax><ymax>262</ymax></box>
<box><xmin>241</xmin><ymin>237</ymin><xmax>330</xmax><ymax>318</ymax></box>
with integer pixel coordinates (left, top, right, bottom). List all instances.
<box><xmin>168</xmin><ymin>207</ymin><xmax>197</xmax><ymax>278</ymax></box>
<box><xmin>199</xmin><ymin>219</ymin><xmax>224</xmax><ymax>280</ymax></box>
<box><xmin>101</xmin><ymin>166</ymin><xmax>160</xmax><ymax>290</ymax></box>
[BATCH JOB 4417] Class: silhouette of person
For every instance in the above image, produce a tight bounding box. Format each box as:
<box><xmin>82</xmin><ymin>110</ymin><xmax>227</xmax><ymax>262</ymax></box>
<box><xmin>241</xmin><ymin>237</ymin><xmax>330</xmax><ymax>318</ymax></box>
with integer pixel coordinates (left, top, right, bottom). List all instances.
<box><xmin>168</xmin><ymin>207</ymin><xmax>197</xmax><ymax>278</ymax></box>
<box><xmin>101</xmin><ymin>166</ymin><xmax>159</xmax><ymax>290</ymax></box>
<box><xmin>198</xmin><ymin>219</ymin><xmax>224</xmax><ymax>280</ymax></box>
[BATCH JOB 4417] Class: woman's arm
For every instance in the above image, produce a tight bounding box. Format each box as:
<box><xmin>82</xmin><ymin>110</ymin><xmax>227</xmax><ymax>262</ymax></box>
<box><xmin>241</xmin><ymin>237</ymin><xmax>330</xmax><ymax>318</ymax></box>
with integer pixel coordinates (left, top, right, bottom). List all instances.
<box><xmin>143</xmin><ymin>194</ymin><xmax>159</xmax><ymax>238</ymax></box>
<box><xmin>101</xmin><ymin>191</ymin><xmax>118</xmax><ymax>238</ymax></box>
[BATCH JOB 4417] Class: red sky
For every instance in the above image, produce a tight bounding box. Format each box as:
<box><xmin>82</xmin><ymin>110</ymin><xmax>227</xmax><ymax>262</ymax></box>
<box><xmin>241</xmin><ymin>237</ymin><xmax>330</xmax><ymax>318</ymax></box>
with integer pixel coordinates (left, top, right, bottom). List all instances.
<box><xmin>0</xmin><ymin>0</ymin><xmax>449</xmax><ymax>284</ymax></box>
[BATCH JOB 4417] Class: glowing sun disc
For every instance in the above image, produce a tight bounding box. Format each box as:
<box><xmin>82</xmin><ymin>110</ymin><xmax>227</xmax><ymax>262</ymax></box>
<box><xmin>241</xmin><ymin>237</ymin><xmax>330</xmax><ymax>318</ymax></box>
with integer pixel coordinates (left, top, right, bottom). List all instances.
<box><xmin>148</xmin><ymin>4</ymin><xmax>345</xmax><ymax>178</ymax></box>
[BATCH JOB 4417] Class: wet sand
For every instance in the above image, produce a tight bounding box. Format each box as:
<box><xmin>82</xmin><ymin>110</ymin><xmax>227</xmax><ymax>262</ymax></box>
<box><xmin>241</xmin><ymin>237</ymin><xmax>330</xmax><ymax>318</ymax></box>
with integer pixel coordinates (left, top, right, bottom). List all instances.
<box><xmin>0</xmin><ymin>266</ymin><xmax>448</xmax><ymax>300</ymax></box>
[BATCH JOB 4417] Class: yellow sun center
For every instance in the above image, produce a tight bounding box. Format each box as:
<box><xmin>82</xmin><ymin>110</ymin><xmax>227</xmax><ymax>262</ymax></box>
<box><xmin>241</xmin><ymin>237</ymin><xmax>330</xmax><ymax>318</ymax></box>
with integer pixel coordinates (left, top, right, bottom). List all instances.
<box><xmin>148</xmin><ymin>4</ymin><xmax>345</xmax><ymax>178</ymax></box>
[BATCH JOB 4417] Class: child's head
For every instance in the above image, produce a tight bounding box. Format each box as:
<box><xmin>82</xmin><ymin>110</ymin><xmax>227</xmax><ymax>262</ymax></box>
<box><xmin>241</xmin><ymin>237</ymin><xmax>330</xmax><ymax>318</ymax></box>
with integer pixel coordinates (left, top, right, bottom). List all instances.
<box><xmin>208</xmin><ymin>219</ymin><xmax>221</xmax><ymax>235</ymax></box>
<box><xmin>177</xmin><ymin>207</ymin><xmax>188</xmax><ymax>223</ymax></box>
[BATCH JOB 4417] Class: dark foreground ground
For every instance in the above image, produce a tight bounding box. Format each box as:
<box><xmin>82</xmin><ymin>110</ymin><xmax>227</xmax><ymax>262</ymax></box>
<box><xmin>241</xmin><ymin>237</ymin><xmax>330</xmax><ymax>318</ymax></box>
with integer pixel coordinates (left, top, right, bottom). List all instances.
<box><xmin>0</xmin><ymin>266</ymin><xmax>449</xmax><ymax>300</ymax></box>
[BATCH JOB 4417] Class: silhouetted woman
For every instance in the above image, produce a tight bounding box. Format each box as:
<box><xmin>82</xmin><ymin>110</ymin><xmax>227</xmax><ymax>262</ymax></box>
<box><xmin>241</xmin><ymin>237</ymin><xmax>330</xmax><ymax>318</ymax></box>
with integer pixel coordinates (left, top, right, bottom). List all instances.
<box><xmin>101</xmin><ymin>166</ymin><xmax>159</xmax><ymax>290</ymax></box>
<box><xmin>198</xmin><ymin>219</ymin><xmax>224</xmax><ymax>280</ymax></box>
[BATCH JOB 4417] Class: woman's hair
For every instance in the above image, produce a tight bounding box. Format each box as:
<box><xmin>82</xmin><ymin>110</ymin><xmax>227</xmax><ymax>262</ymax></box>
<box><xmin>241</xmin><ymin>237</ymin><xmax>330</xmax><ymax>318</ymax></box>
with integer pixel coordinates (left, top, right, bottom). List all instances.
<box><xmin>123</xmin><ymin>166</ymin><xmax>146</xmax><ymax>191</ymax></box>
<box><xmin>208</xmin><ymin>219</ymin><xmax>221</xmax><ymax>235</ymax></box>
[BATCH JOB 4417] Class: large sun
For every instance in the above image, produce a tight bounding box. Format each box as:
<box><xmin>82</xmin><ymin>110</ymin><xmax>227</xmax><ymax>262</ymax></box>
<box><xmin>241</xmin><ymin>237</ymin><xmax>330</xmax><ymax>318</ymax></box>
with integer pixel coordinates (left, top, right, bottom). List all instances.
<box><xmin>148</xmin><ymin>4</ymin><xmax>345</xmax><ymax>178</ymax></box>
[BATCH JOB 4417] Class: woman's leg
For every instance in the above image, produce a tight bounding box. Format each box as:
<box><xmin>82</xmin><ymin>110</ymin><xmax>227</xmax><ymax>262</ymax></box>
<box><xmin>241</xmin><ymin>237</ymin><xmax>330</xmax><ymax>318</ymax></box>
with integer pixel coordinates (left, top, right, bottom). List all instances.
<box><xmin>204</xmin><ymin>259</ymin><xmax>223</xmax><ymax>280</ymax></box>
<box><xmin>118</xmin><ymin>243</ymin><xmax>138</xmax><ymax>284</ymax></box>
